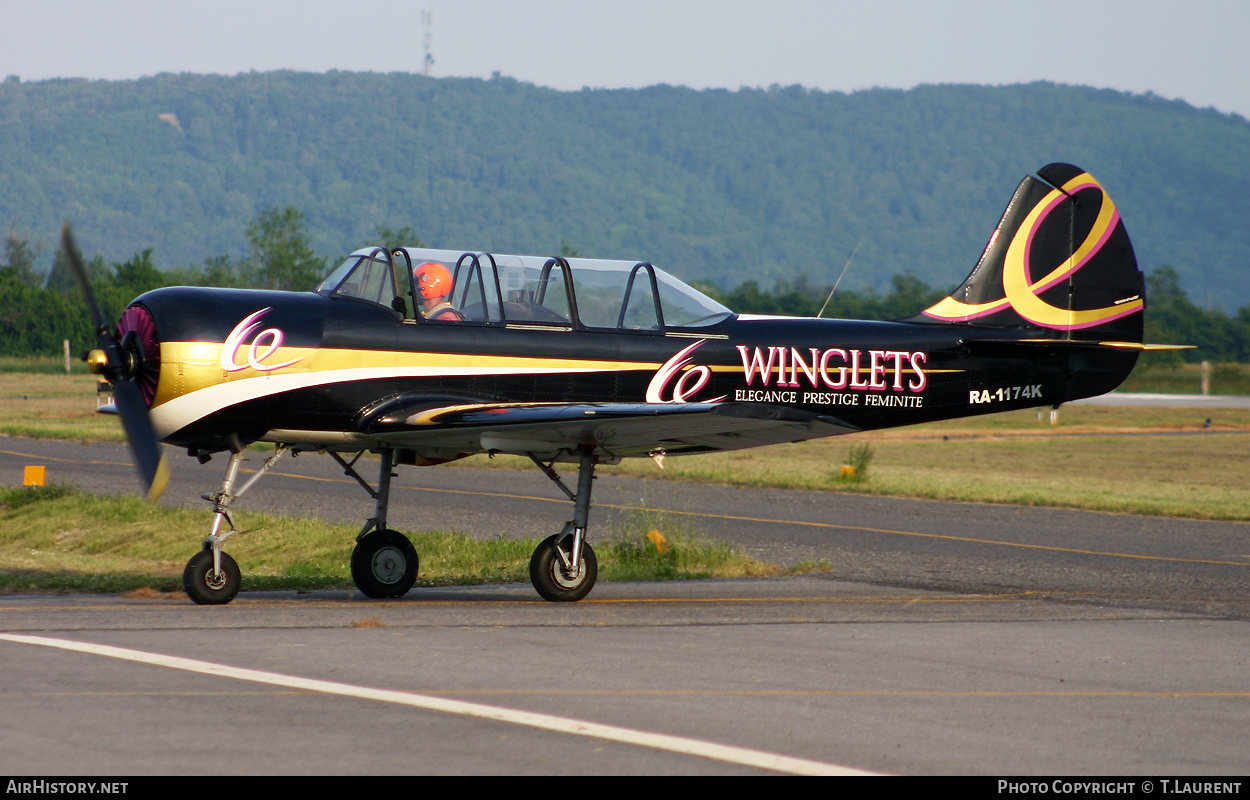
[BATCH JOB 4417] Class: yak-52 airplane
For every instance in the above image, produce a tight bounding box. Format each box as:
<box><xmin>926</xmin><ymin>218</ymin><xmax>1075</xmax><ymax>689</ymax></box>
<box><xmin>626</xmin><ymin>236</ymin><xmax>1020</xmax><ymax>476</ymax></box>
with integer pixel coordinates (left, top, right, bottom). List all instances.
<box><xmin>69</xmin><ymin>162</ymin><xmax>1170</xmax><ymax>605</ymax></box>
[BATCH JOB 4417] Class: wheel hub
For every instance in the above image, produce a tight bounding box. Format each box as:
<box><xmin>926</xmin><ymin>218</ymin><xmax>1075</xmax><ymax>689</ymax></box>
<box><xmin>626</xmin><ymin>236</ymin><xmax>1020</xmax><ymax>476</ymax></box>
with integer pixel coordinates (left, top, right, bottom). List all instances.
<box><xmin>552</xmin><ymin>558</ymin><xmax>585</xmax><ymax>589</ymax></box>
<box><xmin>204</xmin><ymin>569</ymin><xmax>227</xmax><ymax>591</ymax></box>
<box><xmin>371</xmin><ymin>546</ymin><xmax>407</xmax><ymax>584</ymax></box>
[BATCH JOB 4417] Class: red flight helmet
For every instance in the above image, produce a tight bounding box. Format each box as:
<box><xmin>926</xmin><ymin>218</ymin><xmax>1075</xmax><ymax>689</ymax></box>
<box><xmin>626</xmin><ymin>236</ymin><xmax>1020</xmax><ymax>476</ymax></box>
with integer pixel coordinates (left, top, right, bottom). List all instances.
<box><xmin>414</xmin><ymin>262</ymin><xmax>453</xmax><ymax>301</ymax></box>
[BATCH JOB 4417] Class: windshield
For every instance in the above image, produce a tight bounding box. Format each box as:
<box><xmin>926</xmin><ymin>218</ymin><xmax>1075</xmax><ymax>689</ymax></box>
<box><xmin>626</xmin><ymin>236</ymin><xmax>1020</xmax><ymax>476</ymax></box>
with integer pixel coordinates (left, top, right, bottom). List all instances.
<box><xmin>653</xmin><ymin>265</ymin><xmax>734</xmax><ymax>327</ymax></box>
<box><xmin>316</xmin><ymin>248</ymin><xmax>401</xmax><ymax>309</ymax></box>
<box><xmin>315</xmin><ymin>255</ymin><xmax>364</xmax><ymax>294</ymax></box>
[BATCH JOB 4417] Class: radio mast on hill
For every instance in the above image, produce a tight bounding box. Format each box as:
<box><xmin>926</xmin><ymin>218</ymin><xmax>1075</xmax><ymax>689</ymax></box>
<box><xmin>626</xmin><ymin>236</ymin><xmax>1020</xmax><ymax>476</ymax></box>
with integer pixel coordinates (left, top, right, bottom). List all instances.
<box><xmin>422</xmin><ymin>11</ymin><xmax>434</xmax><ymax>76</ymax></box>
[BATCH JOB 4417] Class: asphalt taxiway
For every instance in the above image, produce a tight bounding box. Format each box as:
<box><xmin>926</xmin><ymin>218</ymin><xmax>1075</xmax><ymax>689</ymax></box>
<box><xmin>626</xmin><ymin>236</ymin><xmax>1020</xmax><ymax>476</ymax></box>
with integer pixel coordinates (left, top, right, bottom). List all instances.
<box><xmin>1</xmin><ymin>436</ymin><xmax>1248</xmax><ymax>774</ymax></box>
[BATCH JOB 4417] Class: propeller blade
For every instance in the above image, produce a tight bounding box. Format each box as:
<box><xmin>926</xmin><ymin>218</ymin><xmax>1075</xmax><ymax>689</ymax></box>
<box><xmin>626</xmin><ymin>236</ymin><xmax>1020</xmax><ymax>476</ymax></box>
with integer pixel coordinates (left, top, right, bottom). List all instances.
<box><xmin>61</xmin><ymin>222</ymin><xmax>169</xmax><ymax>502</ymax></box>
<box><xmin>59</xmin><ymin>223</ymin><xmax>106</xmax><ymax>336</ymax></box>
<box><xmin>112</xmin><ymin>379</ymin><xmax>171</xmax><ymax>501</ymax></box>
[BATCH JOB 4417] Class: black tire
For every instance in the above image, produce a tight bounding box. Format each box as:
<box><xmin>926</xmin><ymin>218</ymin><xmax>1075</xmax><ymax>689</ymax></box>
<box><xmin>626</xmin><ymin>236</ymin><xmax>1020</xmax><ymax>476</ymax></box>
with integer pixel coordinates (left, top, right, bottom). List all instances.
<box><xmin>182</xmin><ymin>549</ymin><xmax>241</xmax><ymax>605</ymax></box>
<box><xmin>351</xmin><ymin>529</ymin><xmax>418</xmax><ymax>599</ymax></box>
<box><xmin>530</xmin><ymin>534</ymin><xmax>597</xmax><ymax>602</ymax></box>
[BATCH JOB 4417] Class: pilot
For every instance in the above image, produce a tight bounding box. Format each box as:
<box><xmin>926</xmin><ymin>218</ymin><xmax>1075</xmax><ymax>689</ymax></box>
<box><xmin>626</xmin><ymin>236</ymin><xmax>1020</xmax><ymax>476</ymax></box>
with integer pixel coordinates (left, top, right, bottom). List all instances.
<box><xmin>413</xmin><ymin>262</ymin><xmax>462</xmax><ymax>321</ymax></box>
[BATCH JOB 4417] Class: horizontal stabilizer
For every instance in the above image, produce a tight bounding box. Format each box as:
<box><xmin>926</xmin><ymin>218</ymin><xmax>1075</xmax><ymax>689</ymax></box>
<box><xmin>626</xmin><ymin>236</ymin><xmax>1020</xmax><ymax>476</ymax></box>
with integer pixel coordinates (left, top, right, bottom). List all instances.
<box><xmin>966</xmin><ymin>338</ymin><xmax>1194</xmax><ymax>353</ymax></box>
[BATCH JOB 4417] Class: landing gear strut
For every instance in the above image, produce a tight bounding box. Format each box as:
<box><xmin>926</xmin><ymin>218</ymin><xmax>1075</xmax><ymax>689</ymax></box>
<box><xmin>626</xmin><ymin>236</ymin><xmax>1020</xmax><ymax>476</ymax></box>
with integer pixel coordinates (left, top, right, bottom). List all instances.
<box><xmin>336</xmin><ymin>448</ymin><xmax>419</xmax><ymax>599</ymax></box>
<box><xmin>528</xmin><ymin>450</ymin><xmax>599</xmax><ymax>602</ymax></box>
<box><xmin>180</xmin><ymin>441</ymin><xmax>595</xmax><ymax>604</ymax></box>
<box><xmin>182</xmin><ymin>445</ymin><xmax>289</xmax><ymax>605</ymax></box>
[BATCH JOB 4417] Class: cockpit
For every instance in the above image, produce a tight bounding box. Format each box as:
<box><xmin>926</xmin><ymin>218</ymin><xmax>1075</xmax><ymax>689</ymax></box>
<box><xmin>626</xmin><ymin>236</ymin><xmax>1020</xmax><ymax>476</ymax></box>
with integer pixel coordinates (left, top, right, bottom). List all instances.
<box><xmin>315</xmin><ymin>247</ymin><xmax>734</xmax><ymax>330</ymax></box>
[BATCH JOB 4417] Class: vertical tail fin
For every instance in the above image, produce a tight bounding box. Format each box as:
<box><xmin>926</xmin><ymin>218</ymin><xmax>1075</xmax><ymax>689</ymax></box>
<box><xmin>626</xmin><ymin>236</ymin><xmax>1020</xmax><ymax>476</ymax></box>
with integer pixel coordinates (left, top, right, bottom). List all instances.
<box><xmin>913</xmin><ymin>163</ymin><xmax>1144</xmax><ymax>344</ymax></box>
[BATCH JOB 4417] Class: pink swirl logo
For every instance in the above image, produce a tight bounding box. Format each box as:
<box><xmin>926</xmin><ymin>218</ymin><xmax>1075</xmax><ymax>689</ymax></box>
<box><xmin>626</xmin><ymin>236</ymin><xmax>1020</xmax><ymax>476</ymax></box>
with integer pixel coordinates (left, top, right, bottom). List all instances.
<box><xmin>646</xmin><ymin>340</ymin><xmax>724</xmax><ymax>404</ymax></box>
<box><xmin>220</xmin><ymin>308</ymin><xmax>303</xmax><ymax>373</ymax></box>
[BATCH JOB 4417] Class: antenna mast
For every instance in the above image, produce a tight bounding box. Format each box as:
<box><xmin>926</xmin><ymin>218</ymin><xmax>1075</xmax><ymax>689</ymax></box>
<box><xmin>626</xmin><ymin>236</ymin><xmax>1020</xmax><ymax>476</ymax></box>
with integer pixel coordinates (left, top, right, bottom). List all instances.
<box><xmin>422</xmin><ymin>11</ymin><xmax>434</xmax><ymax>76</ymax></box>
<box><xmin>816</xmin><ymin>236</ymin><xmax>864</xmax><ymax>319</ymax></box>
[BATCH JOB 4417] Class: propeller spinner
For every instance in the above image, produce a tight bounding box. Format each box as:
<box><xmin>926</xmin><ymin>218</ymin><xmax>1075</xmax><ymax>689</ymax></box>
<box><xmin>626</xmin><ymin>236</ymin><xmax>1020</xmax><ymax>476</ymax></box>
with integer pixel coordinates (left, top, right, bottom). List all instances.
<box><xmin>61</xmin><ymin>223</ymin><xmax>170</xmax><ymax>502</ymax></box>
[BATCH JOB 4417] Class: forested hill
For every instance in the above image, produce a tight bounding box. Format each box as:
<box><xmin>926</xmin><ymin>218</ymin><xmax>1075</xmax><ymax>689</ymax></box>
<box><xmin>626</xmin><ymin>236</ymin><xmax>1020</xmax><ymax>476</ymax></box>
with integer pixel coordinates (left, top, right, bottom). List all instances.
<box><xmin>1</xmin><ymin>72</ymin><xmax>1247</xmax><ymax>305</ymax></box>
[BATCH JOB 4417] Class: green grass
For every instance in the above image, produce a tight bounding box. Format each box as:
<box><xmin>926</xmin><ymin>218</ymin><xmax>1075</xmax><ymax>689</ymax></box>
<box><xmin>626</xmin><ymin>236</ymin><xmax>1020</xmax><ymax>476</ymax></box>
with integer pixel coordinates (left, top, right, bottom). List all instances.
<box><xmin>831</xmin><ymin>442</ymin><xmax>874</xmax><ymax>484</ymax></box>
<box><xmin>454</xmin><ymin>404</ymin><xmax>1250</xmax><ymax>520</ymax></box>
<box><xmin>833</xmin><ymin>434</ymin><xmax>1250</xmax><ymax>518</ymax></box>
<box><xmin>1120</xmin><ymin>361</ymin><xmax>1250</xmax><ymax>394</ymax></box>
<box><xmin>602</xmin><ymin>504</ymin><xmax>814</xmax><ymax>581</ymax></box>
<box><xmin>0</xmin><ymin>484</ymin><xmax>790</xmax><ymax>595</ymax></box>
<box><xmin>0</xmin><ymin>355</ymin><xmax>91</xmax><ymax>374</ymax></box>
<box><xmin>0</xmin><ymin>371</ymin><xmax>124</xmax><ymax>441</ymax></box>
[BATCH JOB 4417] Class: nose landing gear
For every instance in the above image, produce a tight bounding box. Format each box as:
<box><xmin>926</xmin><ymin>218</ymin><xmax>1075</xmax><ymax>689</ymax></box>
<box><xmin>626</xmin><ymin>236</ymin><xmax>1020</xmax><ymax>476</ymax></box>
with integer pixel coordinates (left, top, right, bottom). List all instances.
<box><xmin>181</xmin><ymin>445</ymin><xmax>290</xmax><ymax>605</ymax></box>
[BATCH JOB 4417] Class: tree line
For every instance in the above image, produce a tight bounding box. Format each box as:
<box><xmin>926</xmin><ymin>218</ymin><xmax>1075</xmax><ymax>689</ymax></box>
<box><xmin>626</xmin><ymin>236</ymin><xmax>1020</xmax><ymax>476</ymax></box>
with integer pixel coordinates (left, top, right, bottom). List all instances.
<box><xmin>0</xmin><ymin>207</ymin><xmax>331</xmax><ymax>356</ymax></box>
<box><xmin>696</xmin><ymin>267</ymin><xmax>1234</xmax><ymax>366</ymax></box>
<box><xmin>0</xmin><ymin>208</ymin><xmax>1237</xmax><ymax>365</ymax></box>
<box><xmin>2</xmin><ymin>73</ymin><xmax>1249</xmax><ymax>308</ymax></box>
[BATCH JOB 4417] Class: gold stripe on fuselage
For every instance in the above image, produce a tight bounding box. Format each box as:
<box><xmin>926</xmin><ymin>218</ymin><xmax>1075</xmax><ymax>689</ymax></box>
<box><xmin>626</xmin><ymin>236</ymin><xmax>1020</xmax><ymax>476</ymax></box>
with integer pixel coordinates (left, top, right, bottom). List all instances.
<box><xmin>153</xmin><ymin>342</ymin><xmax>664</xmax><ymax>408</ymax></box>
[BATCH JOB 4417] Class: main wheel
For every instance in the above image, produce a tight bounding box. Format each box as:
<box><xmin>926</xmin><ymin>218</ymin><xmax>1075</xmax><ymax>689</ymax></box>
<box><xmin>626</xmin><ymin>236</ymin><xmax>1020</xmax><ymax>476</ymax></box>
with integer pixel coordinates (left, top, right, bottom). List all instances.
<box><xmin>530</xmin><ymin>534</ymin><xmax>597</xmax><ymax>602</ymax></box>
<box><xmin>183</xmin><ymin>549</ymin><xmax>241</xmax><ymax>605</ymax></box>
<box><xmin>351</xmin><ymin>529</ymin><xmax>418</xmax><ymax>599</ymax></box>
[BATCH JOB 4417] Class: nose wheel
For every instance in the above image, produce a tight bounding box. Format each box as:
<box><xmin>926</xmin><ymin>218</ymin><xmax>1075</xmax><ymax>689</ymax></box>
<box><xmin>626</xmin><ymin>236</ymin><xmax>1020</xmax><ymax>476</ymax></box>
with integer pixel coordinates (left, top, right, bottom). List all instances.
<box><xmin>183</xmin><ymin>549</ymin><xmax>241</xmax><ymax>605</ymax></box>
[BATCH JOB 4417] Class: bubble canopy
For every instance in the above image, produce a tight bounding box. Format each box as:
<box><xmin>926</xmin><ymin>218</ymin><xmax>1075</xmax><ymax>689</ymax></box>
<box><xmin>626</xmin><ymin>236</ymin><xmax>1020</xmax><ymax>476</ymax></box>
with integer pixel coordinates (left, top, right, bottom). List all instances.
<box><xmin>317</xmin><ymin>247</ymin><xmax>734</xmax><ymax>330</ymax></box>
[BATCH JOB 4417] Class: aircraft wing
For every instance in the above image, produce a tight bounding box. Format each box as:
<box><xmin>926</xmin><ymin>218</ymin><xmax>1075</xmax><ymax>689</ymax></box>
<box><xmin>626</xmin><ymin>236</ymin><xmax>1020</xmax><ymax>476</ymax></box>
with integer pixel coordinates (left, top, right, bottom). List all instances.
<box><xmin>357</xmin><ymin>399</ymin><xmax>859</xmax><ymax>461</ymax></box>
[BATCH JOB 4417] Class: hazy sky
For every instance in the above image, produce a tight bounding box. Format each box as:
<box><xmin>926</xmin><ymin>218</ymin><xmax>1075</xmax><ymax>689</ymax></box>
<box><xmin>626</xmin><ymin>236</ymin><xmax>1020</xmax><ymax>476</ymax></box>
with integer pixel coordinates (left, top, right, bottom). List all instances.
<box><xmin>4</xmin><ymin>0</ymin><xmax>1247</xmax><ymax>117</ymax></box>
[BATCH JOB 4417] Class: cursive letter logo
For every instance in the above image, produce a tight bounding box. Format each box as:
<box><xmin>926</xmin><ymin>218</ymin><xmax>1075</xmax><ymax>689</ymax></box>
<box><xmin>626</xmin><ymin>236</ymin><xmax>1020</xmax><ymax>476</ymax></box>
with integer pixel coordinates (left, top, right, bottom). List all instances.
<box><xmin>920</xmin><ymin>172</ymin><xmax>1143</xmax><ymax>330</ymax></box>
<box><xmin>220</xmin><ymin>308</ymin><xmax>303</xmax><ymax>373</ymax></box>
<box><xmin>646</xmin><ymin>340</ymin><xmax>724</xmax><ymax>404</ymax></box>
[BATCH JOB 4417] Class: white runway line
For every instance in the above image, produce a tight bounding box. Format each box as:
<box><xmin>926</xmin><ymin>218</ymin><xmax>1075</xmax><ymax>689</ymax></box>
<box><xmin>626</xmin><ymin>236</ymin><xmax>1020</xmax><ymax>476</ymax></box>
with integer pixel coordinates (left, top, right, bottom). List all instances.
<box><xmin>1</xmin><ymin>632</ymin><xmax>880</xmax><ymax>776</ymax></box>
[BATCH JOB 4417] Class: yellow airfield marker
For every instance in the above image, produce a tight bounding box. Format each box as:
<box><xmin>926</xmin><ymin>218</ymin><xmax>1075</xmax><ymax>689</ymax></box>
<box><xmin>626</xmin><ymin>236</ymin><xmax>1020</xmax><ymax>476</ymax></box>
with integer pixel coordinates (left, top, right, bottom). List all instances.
<box><xmin>22</xmin><ymin>465</ymin><xmax>46</xmax><ymax>487</ymax></box>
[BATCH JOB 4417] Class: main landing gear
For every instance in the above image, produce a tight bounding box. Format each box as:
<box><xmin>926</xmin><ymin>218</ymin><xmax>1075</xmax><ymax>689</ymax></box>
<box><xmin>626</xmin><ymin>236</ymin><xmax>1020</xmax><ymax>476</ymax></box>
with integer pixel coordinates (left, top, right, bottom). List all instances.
<box><xmin>527</xmin><ymin>450</ymin><xmax>599</xmax><ymax>602</ymax></box>
<box><xmin>335</xmin><ymin>446</ymin><xmax>603</xmax><ymax>602</ymax></box>
<box><xmin>180</xmin><ymin>444</ymin><xmax>604</xmax><ymax>604</ymax></box>
<box><xmin>333</xmin><ymin>448</ymin><xmax>419</xmax><ymax>599</ymax></box>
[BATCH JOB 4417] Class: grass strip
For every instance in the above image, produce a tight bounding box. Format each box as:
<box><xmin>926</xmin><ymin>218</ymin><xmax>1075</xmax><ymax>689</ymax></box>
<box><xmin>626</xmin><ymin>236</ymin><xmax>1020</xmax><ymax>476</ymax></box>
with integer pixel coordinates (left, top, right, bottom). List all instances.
<box><xmin>447</xmin><ymin>406</ymin><xmax>1250</xmax><ymax>520</ymax></box>
<box><xmin>0</xmin><ymin>484</ymin><xmax>796</xmax><ymax>595</ymax></box>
